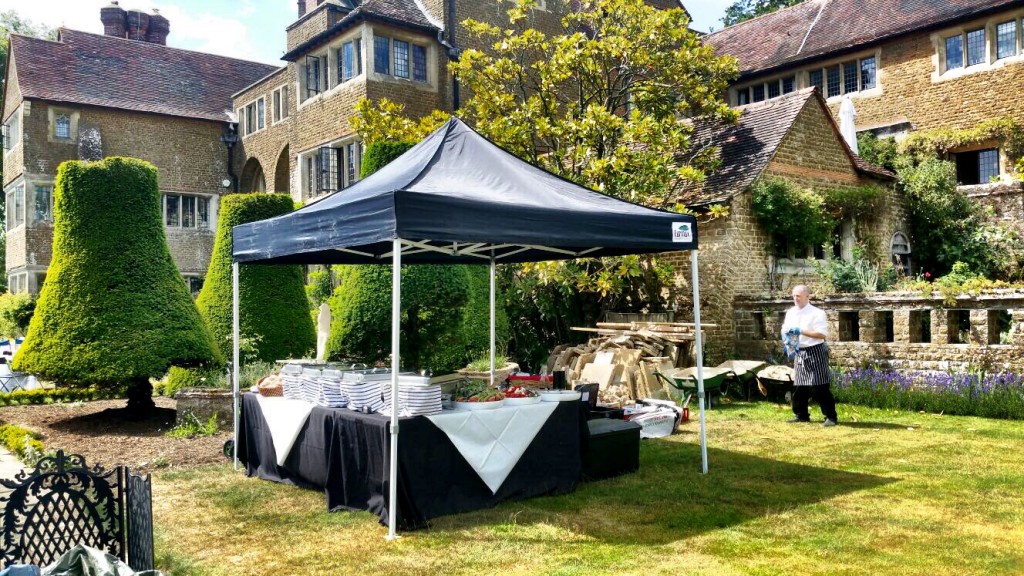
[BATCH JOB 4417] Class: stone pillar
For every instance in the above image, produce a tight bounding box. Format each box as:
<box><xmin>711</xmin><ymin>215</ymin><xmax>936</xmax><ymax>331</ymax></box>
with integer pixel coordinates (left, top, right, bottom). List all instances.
<box><xmin>826</xmin><ymin>310</ymin><xmax>840</xmax><ymax>342</ymax></box>
<box><xmin>894</xmin><ymin>309</ymin><xmax>913</xmax><ymax>343</ymax></box>
<box><xmin>931</xmin><ymin>309</ymin><xmax>950</xmax><ymax>344</ymax></box>
<box><xmin>860</xmin><ymin>311</ymin><xmax>881</xmax><ymax>343</ymax></box>
<box><xmin>1013</xmin><ymin>310</ymin><xmax>1024</xmax><ymax>346</ymax></box>
<box><xmin>969</xmin><ymin>309</ymin><xmax>990</xmax><ymax>345</ymax></box>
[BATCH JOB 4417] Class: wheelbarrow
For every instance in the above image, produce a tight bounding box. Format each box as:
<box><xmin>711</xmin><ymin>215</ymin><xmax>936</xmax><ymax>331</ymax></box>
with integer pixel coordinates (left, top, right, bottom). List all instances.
<box><xmin>755</xmin><ymin>365</ymin><xmax>795</xmax><ymax>403</ymax></box>
<box><xmin>715</xmin><ymin>360</ymin><xmax>767</xmax><ymax>400</ymax></box>
<box><xmin>654</xmin><ymin>366</ymin><xmax>733</xmax><ymax>409</ymax></box>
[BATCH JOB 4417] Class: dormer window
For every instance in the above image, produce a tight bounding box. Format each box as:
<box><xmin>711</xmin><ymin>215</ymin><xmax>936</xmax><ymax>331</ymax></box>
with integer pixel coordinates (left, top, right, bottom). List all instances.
<box><xmin>54</xmin><ymin>115</ymin><xmax>71</xmax><ymax>139</ymax></box>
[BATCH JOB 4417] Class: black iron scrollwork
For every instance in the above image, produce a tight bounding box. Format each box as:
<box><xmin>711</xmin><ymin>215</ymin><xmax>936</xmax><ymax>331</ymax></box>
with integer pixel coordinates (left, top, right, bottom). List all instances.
<box><xmin>0</xmin><ymin>450</ymin><xmax>153</xmax><ymax>570</ymax></box>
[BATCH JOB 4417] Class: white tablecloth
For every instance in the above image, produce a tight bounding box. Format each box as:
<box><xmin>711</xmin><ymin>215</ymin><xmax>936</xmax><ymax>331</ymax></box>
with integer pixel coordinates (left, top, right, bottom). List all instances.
<box><xmin>426</xmin><ymin>402</ymin><xmax>558</xmax><ymax>493</ymax></box>
<box><xmin>254</xmin><ymin>395</ymin><xmax>315</xmax><ymax>466</ymax></box>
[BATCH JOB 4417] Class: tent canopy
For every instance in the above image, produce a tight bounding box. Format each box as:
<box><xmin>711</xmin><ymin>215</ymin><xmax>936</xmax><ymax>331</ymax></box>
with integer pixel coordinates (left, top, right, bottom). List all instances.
<box><xmin>231</xmin><ymin>118</ymin><xmax>697</xmax><ymax>265</ymax></box>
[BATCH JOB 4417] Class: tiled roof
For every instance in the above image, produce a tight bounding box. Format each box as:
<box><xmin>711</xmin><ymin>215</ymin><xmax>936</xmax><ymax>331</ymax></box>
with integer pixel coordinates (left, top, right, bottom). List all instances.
<box><xmin>706</xmin><ymin>0</ymin><xmax>1023</xmax><ymax>77</ymax></box>
<box><xmin>9</xmin><ymin>29</ymin><xmax>280</xmax><ymax>123</ymax></box>
<box><xmin>679</xmin><ymin>88</ymin><xmax>893</xmax><ymax>206</ymax></box>
<box><xmin>283</xmin><ymin>0</ymin><xmax>439</xmax><ymax>61</ymax></box>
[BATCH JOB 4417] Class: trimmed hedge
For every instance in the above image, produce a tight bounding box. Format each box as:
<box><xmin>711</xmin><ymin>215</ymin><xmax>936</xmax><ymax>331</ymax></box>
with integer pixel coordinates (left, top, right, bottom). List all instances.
<box><xmin>0</xmin><ymin>292</ymin><xmax>36</xmax><ymax>338</ymax></box>
<box><xmin>360</xmin><ymin>141</ymin><xmax>415</xmax><ymax>178</ymax></box>
<box><xmin>0</xmin><ymin>423</ymin><xmax>44</xmax><ymax>462</ymax></box>
<box><xmin>197</xmin><ymin>193</ymin><xmax>315</xmax><ymax>363</ymax></box>
<box><xmin>0</xmin><ymin>388</ymin><xmax>119</xmax><ymax>406</ymax></box>
<box><xmin>163</xmin><ymin>366</ymin><xmax>223</xmax><ymax>398</ymax></box>
<box><xmin>12</xmin><ymin>157</ymin><xmax>221</xmax><ymax>387</ymax></box>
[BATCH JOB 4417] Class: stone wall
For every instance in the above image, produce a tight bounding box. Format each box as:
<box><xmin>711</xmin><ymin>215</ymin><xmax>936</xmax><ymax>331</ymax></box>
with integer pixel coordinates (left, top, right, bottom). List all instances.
<box><xmin>734</xmin><ymin>291</ymin><xmax>1024</xmax><ymax>372</ymax></box>
<box><xmin>174</xmin><ymin>388</ymin><xmax>233</xmax><ymax>430</ymax></box>
<box><xmin>286</xmin><ymin>3</ymin><xmax>340</xmax><ymax>54</ymax></box>
<box><xmin>964</xmin><ymin>180</ymin><xmax>1024</xmax><ymax>237</ymax></box>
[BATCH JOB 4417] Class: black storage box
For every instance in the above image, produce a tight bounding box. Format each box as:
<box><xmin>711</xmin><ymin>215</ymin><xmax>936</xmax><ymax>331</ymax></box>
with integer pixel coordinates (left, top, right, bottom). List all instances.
<box><xmin>583</xmin><ymin>418</ymin><xmax>641</xmax><ymax>480</ymax></box>
<box><xmin>587</xmin><ymin>405</ymin><xmax>625</xmax><ymax>420</ymax></box>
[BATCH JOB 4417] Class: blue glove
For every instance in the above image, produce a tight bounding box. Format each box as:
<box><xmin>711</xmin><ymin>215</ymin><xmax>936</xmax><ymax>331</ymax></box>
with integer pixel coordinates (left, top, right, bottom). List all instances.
<box><xmin>786</xmin><ymin>327</ymin><xmax>801</xmax><ymax>336</ymax></box>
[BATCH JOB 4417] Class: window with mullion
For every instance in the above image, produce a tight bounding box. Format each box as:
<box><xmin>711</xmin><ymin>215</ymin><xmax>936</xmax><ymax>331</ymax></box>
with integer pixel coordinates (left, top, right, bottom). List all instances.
<box><xmin>997</xmin><ymin>21</ymin><xmax>1017</xmax><ymax>60</ymax></box>
<box><xmin>809</xmin><ymin>69</ymin><xmax>823</xmax><ymax>94</ymax></box>
<box><xmin>767</xmin><ymin>80</ymin><xmax>780</xmax><ymax>99</ymax></box>
<box><xmin>55</xmin><ymin>115</ymin><xmax>71</xmax><ymax>139</ymax></box>
<box><xmin>306</xmin><ymin>55</ymin><xmax>323</xmax><ymax>97</ymax></box>
<box><xmin>257</xmin><ymin>99</ymin><xmax>265</xmax><ymax>130</ymax></box>
<box><xmin>966</xmin><ymin>28</ymin><xmax>986</xmax><ymax>65</ymax></box>
<box><xmin>782</xmin><ymin>76</ymin><xmax>795</xmax><ymax>94</ymax></box>
<box><xmin>736</xmin><ymin>87</ymin><xmax>750</xmax><ymax>105</ymax></box>
<box><xmin>860</xmin><ymin>56</ymin><xmax>876</xmax><ymax>90</ymax></box>
<box><xmin>412</xmin><ymin>45</ymin><xmax>427</xmax><ymax>82</ymax></box>
<box><xmin>165</xmin><ymin>194</ymin><xmax>180</xmax><ymax>227</ymax></box>
<box><xmin>393</xmin><ymin>39</ymin><xmax>410</xmax><ymax>79</ymax></box>
<box><xmin>35</xmin><ymin>185</ymin><xmax>52</xmax><ymax>223</ymax></box>
<box><xmin>945</xmin><ymin>34</ymin><xmax>964</xmax><ymax>70</ymax></box>
<box><xmin>316</xmin><ymin>147</ymin><xmax>342</xmax><ymax>194</ymax></box>
<box><xmin>842</xmin><ymin>61</ymin><xmax>858</xmax><ymax>94</ymax></box>
<box><xmin>978</xmin><ymin>149</ymin><xmax>999</xmax><ymax>182</ymax></box>
<box><xmin>826</xmin><ymin>65</ymin><xmax>841</xmax><ymax>97</ymax></box>
<box><xmin>339</xmin><ymin>38</ymin><xmax>362</xmax><ymax>82</ymax></box>
<box><xmin>752</xmin><ymin>84</ymin><xmax>765</xmax><ymax>102</ymax></box>
<box><xmin>374</xmin><ymin>36</ymin><xmax>390</xmax><ymax>74</ymax></box>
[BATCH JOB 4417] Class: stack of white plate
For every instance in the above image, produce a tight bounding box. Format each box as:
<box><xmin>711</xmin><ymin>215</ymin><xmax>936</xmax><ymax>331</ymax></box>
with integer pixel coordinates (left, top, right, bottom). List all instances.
<box><xmin>280</xmin><ymin>364</ymin><xmax>304</xmax><ymax>400</ymax></box>
<box><xmin>342</xmin><ymin>369</ymin><xmax>390</xmax><ymax>412</ymax></box>
<box><xmin>300</xmin><ymin>368</ymin><xmax>324</xmax><ymax>404</ymax></box>
<box><xmin>381</xmin><ymin>374</ymin><xmax>442</xmax><ymax>416</ymax></box>
<box><xmin>319</xmin><ymin>369</ymin><xmax>347</xmax><ymax>408</ymax></box>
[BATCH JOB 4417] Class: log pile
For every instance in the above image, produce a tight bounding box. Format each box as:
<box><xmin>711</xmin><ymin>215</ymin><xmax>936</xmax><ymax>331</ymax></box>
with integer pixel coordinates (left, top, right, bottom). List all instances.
<box><xmin>544</xmin><ymin>322</ymin><xmax>714</xmax><ymax>404</ymax></box>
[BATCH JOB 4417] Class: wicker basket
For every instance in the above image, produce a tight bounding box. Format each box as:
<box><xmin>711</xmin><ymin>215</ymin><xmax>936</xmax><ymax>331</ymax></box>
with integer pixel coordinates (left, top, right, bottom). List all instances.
<box><xmin>257</xmin><ymin>374</ymin><xmax>284</xmax><ymax>397</ymax></box>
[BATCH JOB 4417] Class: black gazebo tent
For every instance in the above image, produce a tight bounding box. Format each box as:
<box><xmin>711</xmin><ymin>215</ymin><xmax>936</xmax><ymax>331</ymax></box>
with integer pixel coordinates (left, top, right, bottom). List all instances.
<box><xmin>230</xmin><ymin>118</ymin><xmax>710</xmax><ymax>538</ymax></box>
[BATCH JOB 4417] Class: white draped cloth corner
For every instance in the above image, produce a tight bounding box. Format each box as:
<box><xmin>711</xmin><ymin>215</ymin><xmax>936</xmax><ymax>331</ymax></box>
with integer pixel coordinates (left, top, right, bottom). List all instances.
<box><xmin>255</xmin><ymin>395</ymin><xmax>316</xmax><ymax>466</ymax></box>
<box><xmin>426</xmin><ymin>402</ymin><xmax>558</xmax><ymax>494</ymax></box>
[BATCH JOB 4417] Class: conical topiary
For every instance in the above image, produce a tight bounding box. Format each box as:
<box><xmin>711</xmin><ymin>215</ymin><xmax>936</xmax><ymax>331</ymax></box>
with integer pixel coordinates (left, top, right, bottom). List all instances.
<box><xmin>196</xmin><ymin>193</ymin><xmax>315</xmax><ymax>363</ymax></box>
<box><xmin>12</xmin><ymin>157</ymin><xmax>221</xmax><ymax>412</ymax></box>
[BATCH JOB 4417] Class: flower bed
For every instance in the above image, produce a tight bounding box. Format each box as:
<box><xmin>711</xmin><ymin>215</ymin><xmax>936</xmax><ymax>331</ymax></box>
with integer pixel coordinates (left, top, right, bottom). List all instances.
<box><xmin>833</xmin><ymin>366</ymin><xmax>1024</xmax><ymax>419</ymax></box>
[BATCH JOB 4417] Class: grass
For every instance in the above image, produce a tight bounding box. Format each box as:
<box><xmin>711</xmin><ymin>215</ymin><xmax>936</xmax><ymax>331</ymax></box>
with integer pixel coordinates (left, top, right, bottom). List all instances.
<box><xmin>150</xmin><ymin>402</ymin><xmax>1024</xmax><ymax>575</ymax></box>
<box><xmin>165</xmin><ymin>411</ymin><xmax>219</xmax><ymax>439</ymax></box>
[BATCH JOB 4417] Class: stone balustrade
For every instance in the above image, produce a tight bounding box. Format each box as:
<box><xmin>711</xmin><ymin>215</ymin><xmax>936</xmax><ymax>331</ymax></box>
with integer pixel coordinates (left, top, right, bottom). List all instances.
<box><xmin>734</xmin><ymin>290</ymin><xmax>1024</xmax><ymax>372</ymax></box>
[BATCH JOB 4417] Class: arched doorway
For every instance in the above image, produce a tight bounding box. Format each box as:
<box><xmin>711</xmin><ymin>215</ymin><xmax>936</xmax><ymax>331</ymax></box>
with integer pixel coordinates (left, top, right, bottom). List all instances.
<box><xmin>274</xmin><ymin>145</ymin><xmax>290</xmax><ymax>194</ymax></box>
<box><xmin>240</xmin><ymin>157</ymin><xmax>266</xmax><ymax>193</ymax></box>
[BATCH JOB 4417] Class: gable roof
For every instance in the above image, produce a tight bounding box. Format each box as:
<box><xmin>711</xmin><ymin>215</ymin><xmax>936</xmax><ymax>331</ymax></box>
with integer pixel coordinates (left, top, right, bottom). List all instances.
<box><xmin>679</xmin><ymin>88</ymin><xmax>893</xmax><ymax>207</ymax></box>
<box><xmin>283</xmin><ymin>0</ymin><xmax>440</xmax><ymax>61</ymax></box>
<box><xmin>706</xmin><ymin>0</ymin><xmax>1023</xmax><ymax>78</ymax></box>
<box><xmin>8</xmin><ymin>29</ymin><xmax>280</xmax><ymax>123</ymax></box>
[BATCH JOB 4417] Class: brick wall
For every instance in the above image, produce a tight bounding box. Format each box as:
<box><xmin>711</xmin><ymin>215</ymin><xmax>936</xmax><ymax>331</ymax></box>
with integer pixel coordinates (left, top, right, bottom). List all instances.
<box><xmin>734</xmin><ymin>291</ymin><xmax>1024</xmax><ymax>372</ymax></box>
<box><xmin>664</xmin><ymin>98</ymin><xmax>905</xmax><ymax>363</ymax></box>
<box><xmin>286</xmin><ymin>4</ymin><xmax>339</xmax><ymax>54</ymax></box>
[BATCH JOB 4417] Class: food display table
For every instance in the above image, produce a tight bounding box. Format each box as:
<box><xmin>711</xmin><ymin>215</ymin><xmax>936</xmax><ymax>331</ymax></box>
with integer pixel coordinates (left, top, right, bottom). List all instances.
<box><xmin>238</xmin><ymin>393</ymin><xmax>586</xmax><ymax>529</ymax></box>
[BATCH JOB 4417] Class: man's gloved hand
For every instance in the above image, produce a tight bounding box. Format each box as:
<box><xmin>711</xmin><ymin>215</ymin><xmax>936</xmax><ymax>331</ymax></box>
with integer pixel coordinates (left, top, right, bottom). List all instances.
<box><xmin>786</xmin><ymin>327</ymin><xmax>801</xmax><ymax>336</ymax></box>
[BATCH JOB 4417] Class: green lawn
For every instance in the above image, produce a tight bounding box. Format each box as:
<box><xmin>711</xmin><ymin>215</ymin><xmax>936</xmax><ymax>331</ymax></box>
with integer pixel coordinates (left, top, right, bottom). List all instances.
<box><xmin>152</xmin><ymin>402</ymin><xmax>1024</xmax><ymax>575</ymax></box>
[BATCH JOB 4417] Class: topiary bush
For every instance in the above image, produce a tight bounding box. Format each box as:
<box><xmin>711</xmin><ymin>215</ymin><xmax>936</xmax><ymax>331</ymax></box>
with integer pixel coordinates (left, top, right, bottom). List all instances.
<box><xmin>360</xmin><ymin>141</ymin><xmax>415</xmax><ymax>178</ymax></box>
<box><xmin>12</xmin><ymin>157</ymin><xmax>221</xmax><ymax>413</ymax></box>
<box><xmin>196</xmin><ymin>193</ymin><xmax>315</xmax><ymax>363</ymax></box>
<box><xmin>0</xmin><ymin>292</ymin><xmax>36</xmax><ymax>338</ymax></box>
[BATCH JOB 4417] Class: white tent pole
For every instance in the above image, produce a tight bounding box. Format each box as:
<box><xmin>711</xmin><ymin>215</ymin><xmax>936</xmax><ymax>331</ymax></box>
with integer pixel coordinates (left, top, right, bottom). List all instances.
<box><xmin>387</xmin><ymin>239</ymin><xmax>402</xmax><ymax>540</ymax></box>
<box><xmin>690</xmin><ymin>250</ymin><xmax>708</xmax><ymax>474</ymax></box>
<box><xmin>489</xmin><ymin>255</ymin><xmax>496</xmax><ymax>386</ymax></box>
<box><xmin>232</xmin><ymin>262</ymin><xmax>240</xmax><ymax>472</ymax></box>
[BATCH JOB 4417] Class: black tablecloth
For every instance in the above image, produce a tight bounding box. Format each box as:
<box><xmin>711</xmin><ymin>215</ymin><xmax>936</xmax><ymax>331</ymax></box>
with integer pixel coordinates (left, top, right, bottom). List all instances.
<box><xmin>239</xmin><ymin>393</ymin><xmax>585</xmax><ymax>529</ymax></box>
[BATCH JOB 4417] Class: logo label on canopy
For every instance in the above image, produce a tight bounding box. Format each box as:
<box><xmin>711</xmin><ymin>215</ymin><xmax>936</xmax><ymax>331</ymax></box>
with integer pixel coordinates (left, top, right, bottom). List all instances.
<box><xmin>672</xmin><ymin>222</ymin><xmax>693</xmax><ymax>243</ymax></box>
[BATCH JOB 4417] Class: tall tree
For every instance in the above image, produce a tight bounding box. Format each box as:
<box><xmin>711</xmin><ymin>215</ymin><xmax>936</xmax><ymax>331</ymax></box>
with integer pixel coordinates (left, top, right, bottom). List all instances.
<box><xmin>722</xmin><ymin>0</ymin><xmax>805</xmax><ymax>27</ymax></box>
<box><xmin>355</xmin><ymin>0</ymin><xmax>738</xmax><ymax>365</ymax></box>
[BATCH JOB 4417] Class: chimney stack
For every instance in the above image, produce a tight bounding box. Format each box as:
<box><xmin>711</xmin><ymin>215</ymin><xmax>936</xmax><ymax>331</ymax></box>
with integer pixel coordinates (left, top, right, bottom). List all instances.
<box><xmin>298</xmin><ymin>0</ymin><xmax>307</xmax><ymax>18</ymax></box>
<box><xmin>146</xmin><ymin>9</ymin><xmax>170</xmax><ymax>45</ymax></box>
<box><xmin>100</xmin><ymin>1</ymin><xmax>127</xmax><ymax>38</ymax></box>
<box><xmin>125</xmin><ymin>9</ymin><xmax>150</xmax><ymax>41</ymax></box>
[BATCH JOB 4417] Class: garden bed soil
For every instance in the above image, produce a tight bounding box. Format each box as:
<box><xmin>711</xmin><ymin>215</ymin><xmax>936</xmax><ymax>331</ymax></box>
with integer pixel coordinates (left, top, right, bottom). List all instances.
<box><xmin>0</xmin><ymin>397</ymin><xmax>231</xmax><ymax>471</ymax></box>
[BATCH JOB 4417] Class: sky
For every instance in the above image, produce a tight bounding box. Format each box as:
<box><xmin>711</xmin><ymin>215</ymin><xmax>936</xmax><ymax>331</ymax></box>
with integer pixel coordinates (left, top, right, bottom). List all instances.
<box><xmin>0</xmin><ymin>0</ymin><xmax>732</xmax><ymax>65</ymax></box>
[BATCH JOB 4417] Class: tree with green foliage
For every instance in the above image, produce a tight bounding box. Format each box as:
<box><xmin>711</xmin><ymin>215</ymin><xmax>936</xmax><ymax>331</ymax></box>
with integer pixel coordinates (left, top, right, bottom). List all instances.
<box><xmin>354</xmin><ymin>0</ymin><xmax>737</xmax><ymax>366</ymax></box>
<box><xmin>12</xmin><ymin>157</ymin><xmax>220</xmax><ymax>413</ymax></box>
<box><xmin>197</xmin><ymin>193</ymin><xmax>315</xmax><ymax>363</ymax></box>
<box><xmin>722</xmin><ymin>0</ymin><xmax>805</xmax><ymax>27</ymax></box>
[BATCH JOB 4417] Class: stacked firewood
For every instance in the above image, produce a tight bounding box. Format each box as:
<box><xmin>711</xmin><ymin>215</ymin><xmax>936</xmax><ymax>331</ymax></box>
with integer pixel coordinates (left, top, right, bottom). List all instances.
<box><xmin>544</xmin><ymin>322</ymin><xmax>712</xmax><ymax>405</ymax></box>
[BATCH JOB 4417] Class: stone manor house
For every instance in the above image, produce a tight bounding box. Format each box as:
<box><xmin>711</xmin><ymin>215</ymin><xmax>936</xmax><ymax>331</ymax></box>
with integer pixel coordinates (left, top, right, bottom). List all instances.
<box><xmin>2</xmin><ymin>0</ymin><xmax>1022</xmax><ymax>368</ymax></box>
